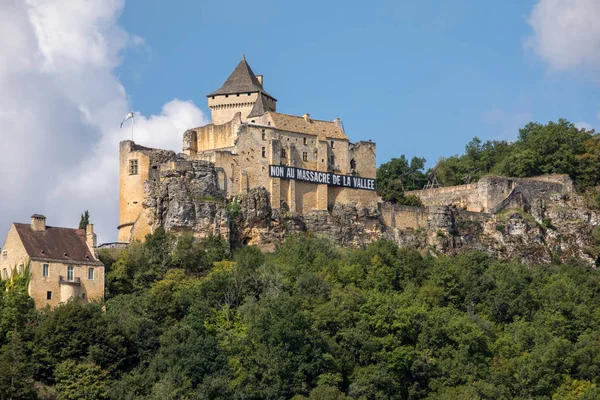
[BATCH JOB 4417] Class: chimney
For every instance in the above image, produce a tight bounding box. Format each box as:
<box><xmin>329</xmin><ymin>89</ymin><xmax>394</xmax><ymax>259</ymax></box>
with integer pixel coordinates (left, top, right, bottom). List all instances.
<box><xmin>303</xmin><ymin>113</ymin><xmax>311</xmax><ymax>122</ymax></box>
<box><xmin>256</xmin><ymin>75</ymin><xmax>263</xmax><ymax>85</ymax></box>
<box><xmin>31</xmin><ymin>214</ymin><xmax>46</xmax><ymax>231</ymax></box>
<box><xmin>333</xmin><ymin>118</ymin><xmax>341</xmax><ymax>128</ymax></box>
<box><xmin>86</xmin><ymin>224</ymin><xmax>97</xmax><ymax>249</ymax></box>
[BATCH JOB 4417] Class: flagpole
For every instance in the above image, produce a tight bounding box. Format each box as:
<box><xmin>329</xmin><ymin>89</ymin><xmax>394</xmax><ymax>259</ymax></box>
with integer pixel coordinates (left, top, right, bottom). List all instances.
<box><xmin>131</xmin><ymin>113</ymin><xmax>134</xmax><ymax>141</ymax></box>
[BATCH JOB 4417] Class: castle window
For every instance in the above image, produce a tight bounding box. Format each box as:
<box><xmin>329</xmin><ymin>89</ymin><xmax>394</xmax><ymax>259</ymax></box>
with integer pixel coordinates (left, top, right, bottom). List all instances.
<box><xmin>67</xmin><ymin>266</ymin><xmax>74</xmax><ymax>281</ymax></box>
<box><xmin>248</xmin><ymin>93</ymin><xmax>251</xmax><ymax>96</ymax></box>
<box><xmin>129</xmin><ymin>159</ymin><xmax>138</xmax><ymax>175</ymax></box>
<box><xmin>2</xmin><ymin>250</ymin><xmax>6</xmax><ymax>260</ymax></box>
<box><xmin>281</xmin><ymin>148</ymin><xmax>287</xmax><ymax>159</ymax></box>
<box><xmin>46</xmin><ymin>291</ymin><xmax>52</xmax><ymax>300</ymax></box>
<box><xmin>212</xmin><ymin>96</ymin><xmax>215</xmax><ymax>99</ymax></box>
<box><xmin>43</xmin><ymin>264</ymin><xmax>49</xmax><ymax>277</ymax></box>
<box><xmin>236</xmin><ymin>93</ymin><xmax>240</xmax><ymax>97</ymax></box>
<box><xmin>303</xmin><ymin>137</ymin><xmax>307</xmax><ymax>145</ymax></box>
<box><xmin>331</xmin><ymin>141</ymin><xmax>334</xmax><ymax>148</ymax></box>
<box><xmin>225</xmin><ymin>95</ymin><xmax>229</xmax><ymax>98</ymax></box>
<box><xmin>303</xmin><ymin>152</ymin><xmax>308</xmax><ymax>162</ymax></box>
<box><xmin>88</xmin><ymin>268</ymin><xmax>94</xmax><ymax>280</ymax></box>
<box><xmin>262</xmin><ymin>147</ymin><xmax>266</xmax><ymax>158</ymax></box>
<box><xmin>350</xmin><ymin>159</ymin><xmax>356</xmax><ymax>169</ymax></box>
<box><xmin>330</xmin><ymin>155</ymin><xmax>335</xmax><ymax>166</ymax></box>
<box><xmin>262</xmin><ymin>129</ymin><xmax>266</xmax><ymax>140</ymax></box>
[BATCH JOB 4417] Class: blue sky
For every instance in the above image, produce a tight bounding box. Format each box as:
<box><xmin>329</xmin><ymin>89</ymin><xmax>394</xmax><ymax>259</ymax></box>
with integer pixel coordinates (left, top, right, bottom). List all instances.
<box><xmin>1</xmin><ymin>0</ymin><xmax>598</xmax><ymax>243</ymax></box>
<box><xmin>117</xmin><ymin>0</ymin><xmax>598</xmax><ymax>168</ymax></box>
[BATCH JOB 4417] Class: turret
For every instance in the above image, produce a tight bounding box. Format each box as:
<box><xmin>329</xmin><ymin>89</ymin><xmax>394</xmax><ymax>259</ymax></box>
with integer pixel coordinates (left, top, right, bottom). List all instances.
<box><xmin>207</xmin><ymin>55</ymin><xmax>276</xmax><ymax>125</ymax></box>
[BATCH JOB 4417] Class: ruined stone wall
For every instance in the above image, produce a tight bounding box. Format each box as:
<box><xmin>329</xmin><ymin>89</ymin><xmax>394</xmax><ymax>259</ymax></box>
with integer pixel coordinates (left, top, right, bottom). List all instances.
<box><xmin>380</xmin><ymin>203</ymin><xmax>428</xmax><ymax>229</ymax></box>
<box><xmin>406</xmin><ymin>183</ymin><xmax>482</xmax><ymax>211</ymax></box>
<box><xmin>406</xmin><ymin>175</ymin><xmax>573</xmax><ymax>214</ymax></box>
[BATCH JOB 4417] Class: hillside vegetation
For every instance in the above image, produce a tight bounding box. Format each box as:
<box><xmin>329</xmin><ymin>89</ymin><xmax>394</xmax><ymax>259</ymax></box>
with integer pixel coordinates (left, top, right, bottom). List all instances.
<box><xmin>2</xmin><ymin>230</ymin><xmax>600</xmax><ymax>399</ymax></box>
<box><xmin>377</xmin><ymin>119</ymin><xmax>600</xmax><ymax>204</ymax></box>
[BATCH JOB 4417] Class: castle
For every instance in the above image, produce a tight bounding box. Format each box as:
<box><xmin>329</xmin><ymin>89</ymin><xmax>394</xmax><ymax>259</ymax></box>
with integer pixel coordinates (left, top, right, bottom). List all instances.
<box><xmin>114</xmin><ymin>56</ymin><xmax>596</xmax><ymax>267</ymax></box>
<box><xmin>118</xmin><ymin>56</ymin><xmax>378</xmax><ymax>243</ymax></box>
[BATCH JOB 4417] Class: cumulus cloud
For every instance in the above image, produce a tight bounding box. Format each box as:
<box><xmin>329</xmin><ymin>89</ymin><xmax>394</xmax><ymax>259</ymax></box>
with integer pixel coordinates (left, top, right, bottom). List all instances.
<box><xmin>526</xmin><ymin>0</ymin><xmax>600</xmax><ymax>73</ymax></box>
<box><xmin>0</xmin><ymin>0</ymin><xmax>207</xmax><ymax>243</ymax></box>
<box><xmin>574</xmin><ymin>121</ymin><xmax>594</xmax><ymax>131</ymax></box>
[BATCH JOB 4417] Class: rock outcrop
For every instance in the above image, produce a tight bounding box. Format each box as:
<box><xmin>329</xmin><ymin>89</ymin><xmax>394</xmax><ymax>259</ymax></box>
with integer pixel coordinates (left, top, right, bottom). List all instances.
<box><xmin>142</xmin><ymin>160</ymin><xmax>229</xmax><ymax>239</ymax></box>
<box><xmin>139</xmin><ymin>169</ymin><xmax>600</xmax><ymax>266</ymax></box>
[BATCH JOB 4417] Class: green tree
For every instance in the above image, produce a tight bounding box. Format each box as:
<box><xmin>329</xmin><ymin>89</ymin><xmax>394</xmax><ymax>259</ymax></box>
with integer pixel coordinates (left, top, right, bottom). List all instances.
<box><xmin>0</xmin><ymin>331</ymin><xmax>37</xmax><ymax>400</ymax></box>
<box><xmin>376</xmin><ymin>156</ymin><xmax>427</xmax><ymax>204</ymax></box>
<box><xmin>54</xmin><ymin>360</ymin><xmax>108</xmax><ymax>400</ymax></box>
<box><xmin>79</xmin><ymin>210</ymin><xmax>90</xmax><ymax>230</ymax></box>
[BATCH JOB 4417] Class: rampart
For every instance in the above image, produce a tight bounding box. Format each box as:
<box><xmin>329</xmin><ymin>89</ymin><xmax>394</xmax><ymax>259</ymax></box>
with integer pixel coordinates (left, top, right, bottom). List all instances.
<box><xmin>406</xmin><ymin>174</ymin><xmax>572</xmax><ymax>214</ymax></box>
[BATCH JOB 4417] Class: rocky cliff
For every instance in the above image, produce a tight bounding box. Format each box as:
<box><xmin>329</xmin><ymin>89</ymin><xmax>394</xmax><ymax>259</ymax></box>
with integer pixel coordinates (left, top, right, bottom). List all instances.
<box><xmin>140</xmin><ymin>170</ymin><xmax>600</xmax><ymax>265</ymax></box>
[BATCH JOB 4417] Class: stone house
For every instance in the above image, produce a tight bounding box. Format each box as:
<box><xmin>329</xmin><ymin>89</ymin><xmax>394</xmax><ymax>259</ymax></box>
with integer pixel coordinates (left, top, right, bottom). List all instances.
<box><xmin>0</xmin><ymin>214</ymin><xmax>105</xmax><ymax>308</ymax></box>
<box><xmin>118</xmin><ymin>56</ymin><xmax>379</xmax><ymax>243</ymax></box>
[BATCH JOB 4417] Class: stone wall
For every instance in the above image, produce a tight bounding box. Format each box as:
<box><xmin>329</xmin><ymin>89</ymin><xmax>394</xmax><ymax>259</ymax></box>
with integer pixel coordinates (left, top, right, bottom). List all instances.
<box><xmin>380</xmin><ymin>203</ymin><xmax>428</xmax><ymax>230</ymax></box>
<box><xmin>118</xmin><ymin>141</ymin><xmax>177</xmax><ymax>243</ymax></box>
<box><xmin>406</xmin><ymin>182</ymin><xmax>482</xmax><ymax>211</ymax></box>
<box><xmin>406</xmin><ymin>174</ymin><xmax>573</xmax><ymax>214</ymax></box>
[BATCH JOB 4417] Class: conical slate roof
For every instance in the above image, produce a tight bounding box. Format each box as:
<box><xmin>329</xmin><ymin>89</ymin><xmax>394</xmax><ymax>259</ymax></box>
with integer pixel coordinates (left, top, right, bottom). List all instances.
<box><xmin>247</xmin><ymin>93</ymin><xmax>273</xmax><ymax>118</ymax></box>
<box><xmin>207</xmin><ymin>56</ymin><xmax>275</xmax><ymax>100</ymax></box>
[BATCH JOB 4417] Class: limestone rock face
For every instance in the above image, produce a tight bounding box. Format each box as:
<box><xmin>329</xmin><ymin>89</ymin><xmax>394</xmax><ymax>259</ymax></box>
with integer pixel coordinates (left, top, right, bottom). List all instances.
<box><xmin>143</xmin><ymin>160</ymin><xmax>229</xmax><ymax>239</ymax></box>
<box><xmin>141</xmin><ymin>172</ymin><xmax>600</xmax><ymax>266</ymax></box>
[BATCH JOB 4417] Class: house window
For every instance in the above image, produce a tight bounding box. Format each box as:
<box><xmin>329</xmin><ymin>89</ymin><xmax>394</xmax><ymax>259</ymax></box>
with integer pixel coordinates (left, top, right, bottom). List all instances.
<box><xmin>281</xmin><ymin>148</ymin><xmax>287</xmax><ymax>158</ymax></box>
<box><xmin>129</xmin><ymin>159</ymin><xmax>138</xmax><ymax>175</ymax></box>
<box><xmin>46</xmin><ymin>291</ymin><xmax>52</xmax><ymax>300</ymax></box>
<box><xmin>303</xmin><ymin>137</ymin><xmax>307</xmax><ymax>145</ymax></box>
<box><xmin>262</xmin><ymin>129</ymin><xmax>266</xmax><ymax>140</ymax></box>
<box><xmin>331</xmin><ymin>141</ymin><xmax>334</xmax><ymax>148</ymax></box>
<box><xmin>43</xmin><ymin>264</ymin><xmax>49</xmax><ymax>277</ymax></box>
<box><xmin>67</xmin><ymin>266</ymin><xmax>74</xmax><ymax>281</ymax></box>
<box><xmin>303</xmin><ymin>152</ymin><xmax>308</xmax><ymax>162</ymax></box>
<box><xmin>88</xmin><ymin>268</ymin><xmax>94</xmax><ymax>280</ymax></box>
<box><xmin>2</xmin><ymin>250</ymin><xmax>6</xmax><ymax>260</ymax></box>
<box><xmin>262</xmin><ymin>147</ymin><xmax>266</xmax><ymax>158</ymax></box>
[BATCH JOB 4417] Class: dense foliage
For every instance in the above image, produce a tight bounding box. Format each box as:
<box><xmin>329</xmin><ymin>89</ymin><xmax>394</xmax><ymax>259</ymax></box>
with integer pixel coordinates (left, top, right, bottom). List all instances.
<box><xmin>376</xmin><ymin>156</ymin><xmax>426</xmax><ymax>205</ymax></box>
<box><xmin>2</xmin><ymin>230</ymin><xmax>600</xmax><ymax>399</ymax></box>
<box><xmin>376</xmin><ymin>119</ymin><xmax>599</xmax><ymax>202</ymax></box>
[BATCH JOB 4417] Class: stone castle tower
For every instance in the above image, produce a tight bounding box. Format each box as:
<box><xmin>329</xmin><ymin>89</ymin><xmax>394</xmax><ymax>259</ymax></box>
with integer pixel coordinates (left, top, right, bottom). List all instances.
<box><xmin>207</xmin><ymin>55</ymin><xmax>277</xmax><ymax>125</ymax></box>
<box><xmin>117</xmin><ymin>56</ymin><xmax>378</xmax><ymax>244</ymax></box>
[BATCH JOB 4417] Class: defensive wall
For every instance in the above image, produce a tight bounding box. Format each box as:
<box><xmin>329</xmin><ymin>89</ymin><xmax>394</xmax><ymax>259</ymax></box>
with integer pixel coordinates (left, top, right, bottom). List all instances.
<box><xmin>406</xmin><ymin>174</ymin><xmax>572</xmax><ymax>214</ymax></box>
<box><xmin>378</xmin><ymin>174</ymin><xmax>572</xmax><ymax>231</ymax></box>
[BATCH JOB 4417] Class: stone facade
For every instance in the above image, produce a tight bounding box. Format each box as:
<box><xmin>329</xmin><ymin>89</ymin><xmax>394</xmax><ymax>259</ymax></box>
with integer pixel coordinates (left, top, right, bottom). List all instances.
<box><xmin>0</xmin><ymin>215</ymin><xmax>105</xmax><ymax>308</ymax></box>
<box><xmin>118</xmin><ymin>57</ymin><xmax>379</xmax><ymax>242</ymax></box>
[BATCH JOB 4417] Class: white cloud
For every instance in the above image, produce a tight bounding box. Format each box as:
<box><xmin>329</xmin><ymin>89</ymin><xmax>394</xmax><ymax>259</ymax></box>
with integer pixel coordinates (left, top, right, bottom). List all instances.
<box><xmin>0</xmin><ymin>0</ymin><xmax>207</xmax><ymax>244</ymax></box>
<box><xmin>574</xmin><ymin>121</ymin><xmax>594</xmax><ymax>131</ymax></box>
<box><xmin>526</xmin><ymin>0</ymin><xmax>600</xmax><ymax>73</ymax></box>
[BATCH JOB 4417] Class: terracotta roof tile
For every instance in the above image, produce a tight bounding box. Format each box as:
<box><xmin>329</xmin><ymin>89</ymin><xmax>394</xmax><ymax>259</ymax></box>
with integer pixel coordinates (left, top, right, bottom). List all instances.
<box><xmin>14</xmin><ymin>223</ymin><xmax>102</xmax><ymax>265</ymax></box>
<box><xmin>268</xmin><ymin>112</ymin><xmax>348</xmax><ymax>140</ymax></box>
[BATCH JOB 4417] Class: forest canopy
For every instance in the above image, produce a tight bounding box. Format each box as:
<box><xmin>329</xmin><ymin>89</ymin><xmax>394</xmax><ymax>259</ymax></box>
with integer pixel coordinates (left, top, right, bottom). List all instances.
<box><xmin>2</xmin><ymin>229</ymin><xmax>600</xmax><ymax>399</ymax></box>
